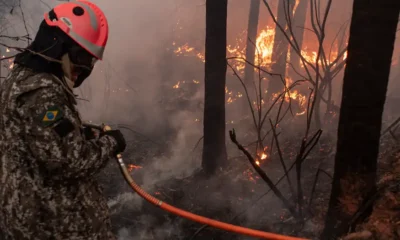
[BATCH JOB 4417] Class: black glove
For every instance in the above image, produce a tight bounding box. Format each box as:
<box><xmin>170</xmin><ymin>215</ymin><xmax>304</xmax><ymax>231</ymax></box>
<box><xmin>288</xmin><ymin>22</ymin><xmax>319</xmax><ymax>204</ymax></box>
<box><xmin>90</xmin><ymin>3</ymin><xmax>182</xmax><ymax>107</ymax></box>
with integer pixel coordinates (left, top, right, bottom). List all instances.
<box><xmin>82</xmin><ymin>127</ymin><xmax>96</xmax><ymax>140</ymax></box>
<box><xmin>101</xmin><ymin>130</ymin><xmax>126</xmax><ymax>154</ymax></box>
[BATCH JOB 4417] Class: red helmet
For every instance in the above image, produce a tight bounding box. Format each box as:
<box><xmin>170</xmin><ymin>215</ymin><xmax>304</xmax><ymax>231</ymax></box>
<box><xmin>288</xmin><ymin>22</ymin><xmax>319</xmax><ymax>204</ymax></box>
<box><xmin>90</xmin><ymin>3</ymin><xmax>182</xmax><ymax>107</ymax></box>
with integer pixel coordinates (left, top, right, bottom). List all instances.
<box><xmin>44</xmin><ymin>0</ymin><xmax>108</xmax><ymax>60</ymax></box>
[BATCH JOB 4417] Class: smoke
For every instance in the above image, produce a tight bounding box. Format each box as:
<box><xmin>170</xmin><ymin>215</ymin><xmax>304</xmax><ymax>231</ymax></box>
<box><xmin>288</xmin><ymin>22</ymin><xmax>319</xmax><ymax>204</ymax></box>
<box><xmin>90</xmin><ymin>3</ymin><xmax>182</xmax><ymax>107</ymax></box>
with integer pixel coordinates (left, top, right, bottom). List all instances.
<box><xmin>1</xmin><ymin>0</ymin><xmax>400</xmax><ymax>239</ymax></box>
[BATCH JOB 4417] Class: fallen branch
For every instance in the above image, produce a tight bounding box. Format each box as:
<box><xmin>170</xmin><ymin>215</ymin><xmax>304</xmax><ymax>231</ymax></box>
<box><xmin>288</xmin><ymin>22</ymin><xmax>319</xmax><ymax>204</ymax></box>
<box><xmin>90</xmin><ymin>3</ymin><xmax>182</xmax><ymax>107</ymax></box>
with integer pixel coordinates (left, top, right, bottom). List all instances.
<box><xmin>229</xmin><ymin>128</ymin><xmax>300</xmax><ymax>220</ymax></box>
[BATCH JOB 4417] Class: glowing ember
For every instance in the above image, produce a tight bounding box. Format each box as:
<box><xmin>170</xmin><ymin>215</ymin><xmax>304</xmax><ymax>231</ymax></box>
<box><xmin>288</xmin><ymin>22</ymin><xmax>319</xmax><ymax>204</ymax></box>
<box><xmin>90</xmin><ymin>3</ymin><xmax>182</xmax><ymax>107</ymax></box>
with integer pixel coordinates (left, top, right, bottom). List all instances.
<box><xmin>173</xmin><ymin>81</ymin><xmax>180</xmax><ymax>89</ymax></box>
<box><xmin>243</xmin><ymin>169</ymin><xmax>258</xmax><ymax>183</ymax></box>
<box><xmin>127</xmin><ymin>164</ymin><xmax>142</xmax><ymax>172</ymax></box>
<box><xmin>260</xmin><ymin>153</ymin><xmax>267</xmax><ymax>160</ymax></box>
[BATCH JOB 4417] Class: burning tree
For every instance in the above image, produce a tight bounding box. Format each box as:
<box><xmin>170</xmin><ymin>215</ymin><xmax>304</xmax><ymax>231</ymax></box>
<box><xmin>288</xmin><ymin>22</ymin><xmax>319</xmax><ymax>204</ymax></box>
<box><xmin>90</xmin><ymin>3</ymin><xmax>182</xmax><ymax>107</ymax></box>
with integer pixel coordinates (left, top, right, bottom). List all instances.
<box><xmin>267</xmin><ymin>0</ymin><xmax>296</xmax><ymax>97</ymax></box>
<box><xmin>202</xmin><ymin>0</ymin><xmax>228</xmax><ymax>175</ymax></box>
<box><xmin>171</xmin><ymin>0</ymin><xmax>349</xmax><ymax>224</ymax></box>
<box><xmin>321</xmin><ymin>1</ymin><xmax>400</xmax><ymax>239</ymax></box>
<box><xmin>243</xmin><ymin>0</ymin><xmax>260</xmax><ymax>85</ymax></box>
<box><xmin>260</xmin><ymin>0</ymin><xmax>348</xmax><ymax>129</ymax></box>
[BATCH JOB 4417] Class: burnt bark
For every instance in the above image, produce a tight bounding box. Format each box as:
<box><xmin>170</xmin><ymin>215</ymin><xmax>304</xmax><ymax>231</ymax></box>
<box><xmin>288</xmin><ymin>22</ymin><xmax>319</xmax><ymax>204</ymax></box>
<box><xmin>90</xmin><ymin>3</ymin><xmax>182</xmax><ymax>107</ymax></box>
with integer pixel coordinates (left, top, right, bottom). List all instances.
<box><xmin>321</xmin><ymin>1</ymin><xmax>400</xmax><ymax>239</ymax></box>
<box><xmin>289</xmin><ymin>0</ymin><xmax>308</xmax><ymax>75</ymax></box>
<box><xmin>202</xmin><ymin>0</ymin><xmax>228</xmax><ymax>175</ymax></box>
<box><xmin>244</xmin><ymin>0</ymin><xmax>260</xmax><ymax>85</ymax></box>
<box><xmin>268</xmin><ymin>0</ymin><xmax>295</xmax><ymax>96</ymax></box>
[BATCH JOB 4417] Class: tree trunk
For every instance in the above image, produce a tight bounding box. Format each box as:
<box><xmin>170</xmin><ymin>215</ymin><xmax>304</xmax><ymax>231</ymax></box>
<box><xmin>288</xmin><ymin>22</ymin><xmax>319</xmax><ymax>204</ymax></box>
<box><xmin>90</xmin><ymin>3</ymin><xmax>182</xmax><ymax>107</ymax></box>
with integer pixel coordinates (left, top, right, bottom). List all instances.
<box><xmin>268</xmin><ymin>0</ymin><xmax>295</xmax><ymax>97</ymax></box>
<box><xmin>244</xmin><ymin>0</ymin><xmax>260</xmax><ymax>85</ymax></box>
<box><xmin>202</xmin><ymin>0</ymin><xmax>228</xmax><ymax>175</ymax></box>
<box><xmin>321</xmin><ymin>1</ymin><xmax>400</xmax><ymax>239</ymax></box>
<box><xmin>289</xmin><ymin>0</ymin><xmax>308</xmax><ymax>76</ymax></box>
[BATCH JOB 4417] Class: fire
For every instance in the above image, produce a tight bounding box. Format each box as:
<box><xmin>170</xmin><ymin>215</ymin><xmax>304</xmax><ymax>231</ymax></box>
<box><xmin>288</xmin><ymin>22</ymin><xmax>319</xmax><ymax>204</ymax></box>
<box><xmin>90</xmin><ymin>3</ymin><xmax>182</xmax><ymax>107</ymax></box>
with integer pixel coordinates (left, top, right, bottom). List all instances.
<box><xmin>254</xmin><ymin>27</ymin><xmax>275</xmax><ymax>66</ymax></box>
<box><xmin>225</xmin><ymin>87</ymin><xmax>243</xmax><ymax>104</ymax></box>
<box><xmin>173</xmin><ymin>81</ymin><xmax>180</xmax><ymax>89</ymax></box>
<box><xmin>127</xmin><ymin>164</ymin><xmax>142</xmax><ymax>172</ymax></box>
<box><xmin>287</xmin><ymin>90</ymin><xmax>306</xmax><ymax>106</ymax></box>
<box><xmin>260</xmin><ymin>152</ymin><xmax>267</xmax><ymax>160</ymax></box>
<box><xmin>173</xmin><ymin>42</ymin><xmax>205</xmax><ymax>62</ymax></box>
<box><xmin>243</xmin><ymin>169</ymin><xmax>259</xmax><ymax>182</ymax></box>
<box><xmin>300</xmin><ymin>46</ymin><xmax>348</xmax><ymax>66</ymax></box>
<box><xmin>174</xmin><ymin>43</ymin><xmax>195</xmax><ymax>54</ymax></box>
<box><xmin>171</xmin><ymin>24</ymin><xmax>348</xmax><ymax>114</ymax></box>
<box><xmin>172</xmin><ymin>24</ymin><xmax>348</xmax><ymax>75</ymax></box>
<box><xmin>256</xmin><ymin>146</ymin><xmax>268</xmax><ymax>166</ymax></box>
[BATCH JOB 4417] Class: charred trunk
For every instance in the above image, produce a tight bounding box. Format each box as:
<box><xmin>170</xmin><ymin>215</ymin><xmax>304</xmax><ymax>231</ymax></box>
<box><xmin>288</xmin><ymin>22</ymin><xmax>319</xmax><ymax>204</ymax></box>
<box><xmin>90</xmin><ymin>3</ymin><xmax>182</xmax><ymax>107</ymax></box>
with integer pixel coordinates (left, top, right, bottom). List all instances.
<box><xmin>313</xmin><ymin>90</ymin><xmax>322</xmax><ymax>129</ymax></box>
<box><xmin>289</xmin><ymin>0</ymin><xmax>308</xmax><ymax>76</ymax></box>
<box><xmin>244</xmin><ymin>0</ymin><xmax>260</xmax><ymax>85</ymax></box>
<box><xmin>268</xmin><ymin>0</ymin><xmax>295</xmax><ymax>97</ymax></box>
<box><xmin>202</xmin><ymin>0</ymin><xmax>228</xmax><ymax>175</ymax></box>
<box><xmin>321</xmin><ymin>1</ymin><xmax>400</xmax><ymax>238</ymax></box>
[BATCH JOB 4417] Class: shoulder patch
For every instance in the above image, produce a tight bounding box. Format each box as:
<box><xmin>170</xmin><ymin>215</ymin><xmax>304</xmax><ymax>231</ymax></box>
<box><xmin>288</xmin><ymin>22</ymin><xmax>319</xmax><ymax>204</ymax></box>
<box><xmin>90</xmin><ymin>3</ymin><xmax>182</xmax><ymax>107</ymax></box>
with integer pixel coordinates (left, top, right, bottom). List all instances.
<box><xmin>39</xmin><ymin>106</ymin><xmax>64</xmax><ymax>127</ymax></box>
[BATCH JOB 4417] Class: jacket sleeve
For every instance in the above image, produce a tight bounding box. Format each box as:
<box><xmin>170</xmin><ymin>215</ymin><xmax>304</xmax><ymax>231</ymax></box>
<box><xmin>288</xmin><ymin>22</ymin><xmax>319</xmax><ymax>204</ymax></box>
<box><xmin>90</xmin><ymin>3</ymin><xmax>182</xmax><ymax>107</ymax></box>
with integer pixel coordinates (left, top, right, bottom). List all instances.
<box><xmin>19</xmin><ymin>85</ymin><xmax>118</xmax><ymax>180</ymax></box>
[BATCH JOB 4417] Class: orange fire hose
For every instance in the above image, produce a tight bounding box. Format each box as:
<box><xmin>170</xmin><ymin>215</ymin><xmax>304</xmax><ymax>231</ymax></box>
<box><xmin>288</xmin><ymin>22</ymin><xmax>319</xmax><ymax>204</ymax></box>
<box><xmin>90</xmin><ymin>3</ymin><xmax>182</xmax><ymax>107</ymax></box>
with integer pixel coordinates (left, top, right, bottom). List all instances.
<box><xmin>86</xmin><ymin>123</ymin><xmax>309</xmax><ymax>240</ymax></box>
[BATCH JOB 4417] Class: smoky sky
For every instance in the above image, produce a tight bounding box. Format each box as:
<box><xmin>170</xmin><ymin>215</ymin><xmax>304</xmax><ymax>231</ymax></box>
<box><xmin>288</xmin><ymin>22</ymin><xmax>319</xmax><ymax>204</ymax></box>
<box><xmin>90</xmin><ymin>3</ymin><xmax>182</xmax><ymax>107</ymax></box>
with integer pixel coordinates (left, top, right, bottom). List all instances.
<box><xmin>1</xmin><ymin>0</ymin><xmax>399</xmax><ymax>132</ymax></box>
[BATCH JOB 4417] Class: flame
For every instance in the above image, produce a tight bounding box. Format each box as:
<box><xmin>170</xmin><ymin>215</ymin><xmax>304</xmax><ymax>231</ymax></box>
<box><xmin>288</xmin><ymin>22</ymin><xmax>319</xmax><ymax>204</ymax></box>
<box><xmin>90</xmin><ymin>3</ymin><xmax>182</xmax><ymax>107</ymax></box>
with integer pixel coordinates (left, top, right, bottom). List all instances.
<box><xmin>173</xmin><ymin>81</ymin><xmax>180</xmax><ymax>89</ymax></box>
<box><xmin>128</xmin><ymin>164</ymin><xmax>142</xmax><ymax>172</ymax></box>
<box><xmin>172</xmin><ymin>25</ymin><xmax>348</xmax><ymax>112</ymax></box>
<box><xmin>173</xmin><ymin>24</ymin><xmax>347</xmax><ymax>71</ymax></box>
<box><xmin>293</xmin><ymin>0</ymin><xmax>301</xmax><ymax>15</ymax></box>
<box><xmin>296</xmin><ymin>110</ymin><xmax>306</xmax><ymax>116</ymax></box>
<box><xmin>174</xmin><ymin>43</ymin><xmax>195</xmax><ymax>54</ymax></box>
<box><xmin>254</xmin><ymin>27</ymin><xmax>275</xmax><ymax>66</ymax></box>
<box><xmin>173</xmin><ymin>42</ymin><xmax>205</xmax><ymax>62</ymax></box>
<box><xmin>300</xmin><ymin>46</ymin><xmax>348</xmax><ymax>66</ymax></box>
<box><xmin>256</xmin><ymin>146</ymin><xmax>269</xmax><ymax>166</ymax></box>
<box><xmin>260</xmin><ymin>152</ymin><xmax>267</xmax><ymax>160</ymax></box>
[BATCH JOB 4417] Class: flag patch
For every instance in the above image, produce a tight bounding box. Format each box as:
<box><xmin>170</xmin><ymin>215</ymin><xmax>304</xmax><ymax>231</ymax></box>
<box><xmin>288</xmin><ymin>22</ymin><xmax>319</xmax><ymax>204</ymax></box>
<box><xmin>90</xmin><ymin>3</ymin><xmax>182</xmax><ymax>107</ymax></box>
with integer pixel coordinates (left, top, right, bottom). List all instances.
<box><xmin>39</xmin><ymin>106</ymin><xmax>64</xmax><ymax>127</ymax></box>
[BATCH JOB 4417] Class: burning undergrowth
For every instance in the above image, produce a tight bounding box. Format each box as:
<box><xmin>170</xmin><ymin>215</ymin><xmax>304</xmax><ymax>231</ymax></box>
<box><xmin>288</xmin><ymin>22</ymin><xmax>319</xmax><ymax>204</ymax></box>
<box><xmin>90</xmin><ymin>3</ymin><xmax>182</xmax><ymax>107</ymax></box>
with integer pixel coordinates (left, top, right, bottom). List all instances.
<box><xmin>90</xmin><ymin>18</ymin><xmax>348</xmax><ymax>239</ymax></box>
<box><xmin>94</xmin><ymin>63</ymin><xmax>340</xmax><ymax>238</ymax></box>
<box><xmin>95</xmin><ymin>108</ymin><xmax>400</xmax><ymax>240</ymax></box>
<box><xmin>96</xmin><ymin>118</ymin><xmax>338</xmax><ymax>240</ymax></box>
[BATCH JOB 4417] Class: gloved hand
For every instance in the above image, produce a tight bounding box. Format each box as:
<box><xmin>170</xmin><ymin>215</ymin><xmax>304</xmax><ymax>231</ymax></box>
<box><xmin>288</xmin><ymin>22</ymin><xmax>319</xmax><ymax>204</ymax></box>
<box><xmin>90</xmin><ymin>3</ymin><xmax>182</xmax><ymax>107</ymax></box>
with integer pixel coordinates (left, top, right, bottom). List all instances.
<box><xmin>82</xmin><ymin>126</ymin><xmax>96</xmax><ymax>140</ymax></box>
<box><xmin>101</xmin><ymin>130</ymin><xmax>126</xmax><ymax>154</ymax></box>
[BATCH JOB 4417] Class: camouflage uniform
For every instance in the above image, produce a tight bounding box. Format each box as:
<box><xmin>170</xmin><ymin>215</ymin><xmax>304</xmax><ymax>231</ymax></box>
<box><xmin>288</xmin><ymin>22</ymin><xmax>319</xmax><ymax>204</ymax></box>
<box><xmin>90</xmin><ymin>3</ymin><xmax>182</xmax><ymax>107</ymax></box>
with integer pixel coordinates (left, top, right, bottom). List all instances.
<box><xmin>0</xmin><ymin>65</ymin><xmax>118</xmax><ymax>240</ymax></box>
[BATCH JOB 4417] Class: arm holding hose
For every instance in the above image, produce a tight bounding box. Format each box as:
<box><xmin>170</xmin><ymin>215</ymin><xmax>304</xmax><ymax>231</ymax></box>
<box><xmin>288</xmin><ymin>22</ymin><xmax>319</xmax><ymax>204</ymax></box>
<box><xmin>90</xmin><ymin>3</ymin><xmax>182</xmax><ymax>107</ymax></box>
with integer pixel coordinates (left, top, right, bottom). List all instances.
<box><xmin>19</xmin><ymin>85</ymin><xmax>126</xmax><ymax>180</ymax></box>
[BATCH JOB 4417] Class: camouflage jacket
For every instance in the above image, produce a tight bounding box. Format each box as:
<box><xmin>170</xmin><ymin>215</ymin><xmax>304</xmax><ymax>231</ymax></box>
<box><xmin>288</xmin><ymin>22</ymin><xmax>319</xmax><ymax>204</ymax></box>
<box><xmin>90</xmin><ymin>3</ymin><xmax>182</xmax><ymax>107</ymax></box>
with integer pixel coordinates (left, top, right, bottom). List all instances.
<box><xmin>0</xmin><ymin>65</ymin><xmax>118</xmax><ymax>240</ymax></box>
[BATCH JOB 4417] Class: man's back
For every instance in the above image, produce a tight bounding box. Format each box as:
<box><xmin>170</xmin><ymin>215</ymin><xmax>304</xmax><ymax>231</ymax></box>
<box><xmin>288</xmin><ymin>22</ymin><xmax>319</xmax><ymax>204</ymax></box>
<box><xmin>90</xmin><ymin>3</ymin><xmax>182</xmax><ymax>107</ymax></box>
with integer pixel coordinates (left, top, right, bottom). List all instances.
<box><xmin>0</xmin><ymin>66</ymin><xmax>117</xmax><ymax>240</ymax></box>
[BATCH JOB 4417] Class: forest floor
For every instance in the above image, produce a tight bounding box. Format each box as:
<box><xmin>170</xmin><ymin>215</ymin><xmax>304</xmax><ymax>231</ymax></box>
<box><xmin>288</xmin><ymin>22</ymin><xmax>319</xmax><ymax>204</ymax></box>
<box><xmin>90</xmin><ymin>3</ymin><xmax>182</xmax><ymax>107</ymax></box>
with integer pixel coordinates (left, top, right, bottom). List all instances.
<box><xmin>97</xmin><ymin>117</ymin><xmax>400</xmax><ymax>240</ymax></box>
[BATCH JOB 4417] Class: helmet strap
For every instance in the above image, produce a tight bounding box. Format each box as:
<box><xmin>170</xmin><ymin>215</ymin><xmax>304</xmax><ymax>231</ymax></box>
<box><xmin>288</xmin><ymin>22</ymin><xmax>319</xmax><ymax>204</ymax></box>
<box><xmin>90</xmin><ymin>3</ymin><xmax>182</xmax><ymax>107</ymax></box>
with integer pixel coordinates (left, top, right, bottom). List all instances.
<box><xmin>61</xmin><ymin>53</ymin><xmax>74</xmax><ymax>89</ymax></box>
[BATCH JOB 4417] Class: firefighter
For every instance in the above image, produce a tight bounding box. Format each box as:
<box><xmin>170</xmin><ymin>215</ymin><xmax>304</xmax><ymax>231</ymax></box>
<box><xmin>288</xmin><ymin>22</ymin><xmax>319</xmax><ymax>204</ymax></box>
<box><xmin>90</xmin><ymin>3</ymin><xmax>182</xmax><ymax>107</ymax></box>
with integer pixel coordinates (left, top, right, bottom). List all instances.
<box><xmin>0</xmin><ymin>1</ymin><xmax>126</xmax><ymax>239</ymax></box>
